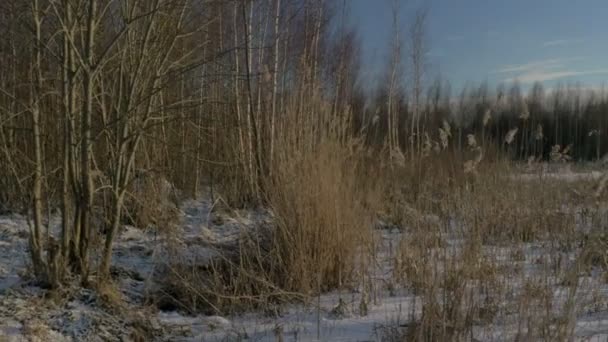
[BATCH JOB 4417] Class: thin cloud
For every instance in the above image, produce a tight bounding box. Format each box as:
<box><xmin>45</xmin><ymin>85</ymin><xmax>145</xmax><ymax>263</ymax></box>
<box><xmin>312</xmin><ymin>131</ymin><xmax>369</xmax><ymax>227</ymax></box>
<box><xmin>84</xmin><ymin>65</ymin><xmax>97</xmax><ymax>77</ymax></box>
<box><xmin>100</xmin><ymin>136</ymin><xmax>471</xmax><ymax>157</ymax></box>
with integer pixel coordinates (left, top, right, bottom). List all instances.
<box><xmin>505</xmin><ymin>69</ymin><xmax>608</xmax><ymax>84</ymax></box>
<box><xmin>542</xmin><ymin>38</ymin><xmax>585</xmax><ymax>47</ymax></box>
<box><xmin>494</xmin><ymin>59</ymin><xmax>563</xmax><ymax>74</ymax></box>
<box><xmin>493</xmin><ymin>57</ymin><xmax>584</xmax><ymax>74</ymax></box>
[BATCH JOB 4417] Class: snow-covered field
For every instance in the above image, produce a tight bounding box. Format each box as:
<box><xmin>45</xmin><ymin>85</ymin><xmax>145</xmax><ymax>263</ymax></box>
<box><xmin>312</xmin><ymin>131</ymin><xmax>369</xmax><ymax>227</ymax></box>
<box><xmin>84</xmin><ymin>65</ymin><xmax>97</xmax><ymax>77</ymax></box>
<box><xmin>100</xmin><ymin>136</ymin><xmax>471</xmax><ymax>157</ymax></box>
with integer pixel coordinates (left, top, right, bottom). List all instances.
<box><xmin>2</xmin><ymin>177</ymin><xmax>608</xmax><ymax>341</ymax></box>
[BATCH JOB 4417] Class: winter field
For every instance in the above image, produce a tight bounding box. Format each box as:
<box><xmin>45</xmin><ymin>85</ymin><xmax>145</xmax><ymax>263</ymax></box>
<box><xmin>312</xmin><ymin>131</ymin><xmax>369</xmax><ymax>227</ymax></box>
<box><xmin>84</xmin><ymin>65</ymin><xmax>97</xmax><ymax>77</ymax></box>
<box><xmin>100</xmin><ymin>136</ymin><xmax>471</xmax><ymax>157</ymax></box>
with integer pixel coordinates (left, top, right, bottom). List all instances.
<box><xmin>3</xmin><ymin>1</ymin><xmax>608</xmax><ymax>341</ymax></box>
<box><xmin>3</xmin><ymin>162</ymin><xmax>608</xmax><ymax>341</ymax></box>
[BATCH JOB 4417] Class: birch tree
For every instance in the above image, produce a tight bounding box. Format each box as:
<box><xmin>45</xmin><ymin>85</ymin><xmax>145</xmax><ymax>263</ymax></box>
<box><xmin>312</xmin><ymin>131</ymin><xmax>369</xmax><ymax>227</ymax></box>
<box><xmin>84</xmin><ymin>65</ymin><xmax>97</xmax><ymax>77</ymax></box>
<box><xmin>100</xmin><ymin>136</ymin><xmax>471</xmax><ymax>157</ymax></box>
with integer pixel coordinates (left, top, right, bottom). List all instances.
<box><xmin>409</xmin><ymin>7</ymin><xmax>428</xmax><ymax>156</ymax></box>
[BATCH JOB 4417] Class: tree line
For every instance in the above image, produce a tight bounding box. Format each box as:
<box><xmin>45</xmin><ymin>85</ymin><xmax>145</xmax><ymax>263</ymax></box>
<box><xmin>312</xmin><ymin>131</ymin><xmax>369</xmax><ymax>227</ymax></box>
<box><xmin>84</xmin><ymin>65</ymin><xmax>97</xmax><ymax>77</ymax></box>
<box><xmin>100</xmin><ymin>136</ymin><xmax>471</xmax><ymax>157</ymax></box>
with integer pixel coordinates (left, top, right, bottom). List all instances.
<box><xmin>362</xmin><ymin>79</ymin><xmax>608</xmax><ymax>162</ymax></box>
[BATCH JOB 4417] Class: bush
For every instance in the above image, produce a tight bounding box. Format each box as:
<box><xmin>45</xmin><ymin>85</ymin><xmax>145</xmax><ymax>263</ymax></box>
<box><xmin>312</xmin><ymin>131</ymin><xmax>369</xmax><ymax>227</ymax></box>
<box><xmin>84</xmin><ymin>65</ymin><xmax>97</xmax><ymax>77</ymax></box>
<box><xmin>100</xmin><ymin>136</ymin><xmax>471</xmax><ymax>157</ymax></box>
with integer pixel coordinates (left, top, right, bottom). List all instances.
<box><xmin>266</xmin><ymin>141</ymin><xmax>380</xmax><ymax>294</ymax></box>
<box><xmin>122</xmin><ymin>171</ymin><xmax>180</xmax><ymax>231</ymax></box>
<box><xmin>148</xmin><ymin>139</ymin><xmax>383</xmax><ymax>314</ymax></box>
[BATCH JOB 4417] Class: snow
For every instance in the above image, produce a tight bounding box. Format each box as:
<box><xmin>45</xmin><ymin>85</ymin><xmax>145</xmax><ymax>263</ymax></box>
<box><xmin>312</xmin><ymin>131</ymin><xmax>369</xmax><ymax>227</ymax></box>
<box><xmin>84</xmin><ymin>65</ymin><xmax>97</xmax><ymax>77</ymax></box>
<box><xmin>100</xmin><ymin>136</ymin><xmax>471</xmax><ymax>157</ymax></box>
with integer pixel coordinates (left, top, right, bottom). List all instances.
<box><xmin>150</xmin><ymin>226</ymin><xmax>608</xmax><ymax>342</ymax></box>
<box><xmin>0</xmin><ymin>215</ymin><xmax>29</xmax><ymax>293</ymax></box>
<box><xmin>156</xmin><ymin>288</ymin><xmax>417</xmax><ymax>341</ymax></box>
<box><xmin>515</xmin><ymin>171</ymin><xmax>604</xmax><ymax>182</ymax></box>
<box><xmin>0</xmin><ymin>319</ymin><xmax>24</xmax><ymax>341</ymax></box>
<box><xmin>1</xmin><ymin>186</ymin><xmax>608</xmax><ymax>340</ymax></box>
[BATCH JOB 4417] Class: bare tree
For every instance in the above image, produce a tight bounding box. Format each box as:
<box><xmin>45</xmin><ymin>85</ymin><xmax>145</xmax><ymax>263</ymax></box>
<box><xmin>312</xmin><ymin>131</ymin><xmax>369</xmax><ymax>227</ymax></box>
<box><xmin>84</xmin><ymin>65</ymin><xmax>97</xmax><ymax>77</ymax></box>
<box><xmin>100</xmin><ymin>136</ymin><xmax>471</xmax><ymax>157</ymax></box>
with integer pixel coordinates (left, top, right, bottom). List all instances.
<box><xmin>28</xmin><ymin>0</ymin><xmax>47</xmax><ymax>282</ymax></box>
<box><xmin>269</xmin><ymin>0</ymin><xmax>282</xmax><ymax>174</ymax></box>
<box><xmin>386</xmin><ymin>0</ymin><xmax>403</xmax><ymax>159</ymax></box>
<box><xmin>100</xmin><ymin>0</ymin><xmax>197</xmax><ymax>278</ymax></box>
<box><xmin>409</xmin><ymin>7</ymin><xmax>428</xmax><ymax>156</ymax></box>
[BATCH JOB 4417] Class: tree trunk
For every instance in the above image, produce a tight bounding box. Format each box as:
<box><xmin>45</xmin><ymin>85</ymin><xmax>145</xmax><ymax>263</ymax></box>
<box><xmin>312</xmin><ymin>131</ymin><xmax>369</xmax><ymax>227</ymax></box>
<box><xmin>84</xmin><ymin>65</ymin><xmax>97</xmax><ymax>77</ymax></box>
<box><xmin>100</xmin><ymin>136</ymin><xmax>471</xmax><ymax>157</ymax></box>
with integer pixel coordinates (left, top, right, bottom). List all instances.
<box><xmin>29</xmin><ymin>0</ymin><xmax>47</xmax><ymax>283</ymax></box>
<box><xmin>269</xmin><ymin>0</ymin><xmax>281</xmax><ymax>175</ymax></box>
<box><xmin>79</xmin><ymin>0</ymin><xmax>97</xmax><ymax>284</ymax></box>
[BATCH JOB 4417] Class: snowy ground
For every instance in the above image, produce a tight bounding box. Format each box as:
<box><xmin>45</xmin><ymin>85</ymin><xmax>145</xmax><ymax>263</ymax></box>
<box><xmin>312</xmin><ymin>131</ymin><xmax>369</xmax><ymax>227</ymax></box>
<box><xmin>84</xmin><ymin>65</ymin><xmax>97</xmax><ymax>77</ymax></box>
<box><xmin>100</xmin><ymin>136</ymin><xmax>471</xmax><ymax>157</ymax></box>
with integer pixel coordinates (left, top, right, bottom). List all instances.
<box><xmin>2</xmin><ymin>179</ymin><xmax>608</xmax><ymax>341</ymax></box>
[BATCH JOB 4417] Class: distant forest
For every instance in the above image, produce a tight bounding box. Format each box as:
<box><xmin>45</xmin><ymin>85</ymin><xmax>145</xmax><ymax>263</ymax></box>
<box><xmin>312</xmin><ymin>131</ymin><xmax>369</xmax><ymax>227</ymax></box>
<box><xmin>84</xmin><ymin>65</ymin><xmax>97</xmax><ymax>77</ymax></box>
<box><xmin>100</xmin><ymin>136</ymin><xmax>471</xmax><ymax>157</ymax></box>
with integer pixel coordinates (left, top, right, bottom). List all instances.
<box><xmin>361</xmin><ymin>80</ymin><xmax>608</xmax><ymax>161</ymax></box>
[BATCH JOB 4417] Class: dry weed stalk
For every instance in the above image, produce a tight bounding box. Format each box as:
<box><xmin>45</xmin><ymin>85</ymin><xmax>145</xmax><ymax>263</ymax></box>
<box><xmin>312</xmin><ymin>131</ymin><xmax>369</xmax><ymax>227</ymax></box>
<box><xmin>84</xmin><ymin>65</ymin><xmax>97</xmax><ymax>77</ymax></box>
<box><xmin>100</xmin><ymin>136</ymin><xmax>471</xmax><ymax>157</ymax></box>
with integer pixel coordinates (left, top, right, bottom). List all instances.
<box><xmin>505</xmin><ymin>127</ymin><xmax>519</xmax><ymax>145</ymax></box>
<box><xmin>550</xmin><ymin>144</ymin><xmax>573</xmax><ymax>163</ymax></box>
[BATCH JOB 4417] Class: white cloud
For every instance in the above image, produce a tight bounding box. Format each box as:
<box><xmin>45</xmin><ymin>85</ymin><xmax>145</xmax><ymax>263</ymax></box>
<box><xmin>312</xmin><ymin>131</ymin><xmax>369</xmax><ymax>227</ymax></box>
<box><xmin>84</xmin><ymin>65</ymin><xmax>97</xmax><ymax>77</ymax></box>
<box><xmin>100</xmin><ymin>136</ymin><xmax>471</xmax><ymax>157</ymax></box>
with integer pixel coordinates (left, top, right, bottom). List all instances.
<box><xmin>542</xmin><ymin>38</ymin><xmax>585</xmax><ymax>47</ymax></box>
<box><xmin>505</xmin><ymin>69</ymin><xmax>608</xmax><ymax>84</ymax></box>
<box><xmin>494</xmin><ymin>59</ymin><xmax>563</xmax><ymax>73</ymax></box>
<box><xmin>495</xmin><ymin>57</ymin><xmax>607</xmax><ymax>84</ymax></box>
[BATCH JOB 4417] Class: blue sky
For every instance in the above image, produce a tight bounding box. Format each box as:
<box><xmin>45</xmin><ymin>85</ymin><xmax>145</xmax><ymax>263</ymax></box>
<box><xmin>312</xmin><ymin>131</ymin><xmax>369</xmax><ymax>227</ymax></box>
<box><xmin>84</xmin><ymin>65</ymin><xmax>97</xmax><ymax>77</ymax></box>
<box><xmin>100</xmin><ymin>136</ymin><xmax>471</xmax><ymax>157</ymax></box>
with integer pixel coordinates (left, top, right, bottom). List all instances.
<box><xmin>350</xmin><ymin>0</ymin><xmax>608</xmax><ymax>91</ymax></box>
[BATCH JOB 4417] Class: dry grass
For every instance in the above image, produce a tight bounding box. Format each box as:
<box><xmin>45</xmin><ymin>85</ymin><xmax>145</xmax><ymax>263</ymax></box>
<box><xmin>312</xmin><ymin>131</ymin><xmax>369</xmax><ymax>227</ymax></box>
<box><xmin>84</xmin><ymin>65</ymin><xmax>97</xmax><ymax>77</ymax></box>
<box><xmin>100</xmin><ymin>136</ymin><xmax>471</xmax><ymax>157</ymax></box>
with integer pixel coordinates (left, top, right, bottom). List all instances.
<box><xmin>133</xmin><ymin>98</ymin><xmax>608</xmax><ymax>341</ymax></box>
<box><xmin>382</xmin><ymin>152</ymin><xmax>608</xmax><ymax>341</ymax></box>
<box><xmin>95</xmin><ymin>281</ymin><xmax>126</xmax><ymax>312</ymax></box>
<box><xmin>150</xmin><ymin>224</ymin><xmax>290</xmax><ymax>315</ymax></box>
<box><xmin>266</xmin><ymin>140</ymin><xmax>381</xmax><ymax>294</ymax></box>
<box><xmin>149</xmin><ymin>139</ymin><xmax>383</xmax><ymax>315</ymax></box>
<box><xmin>122</xmin><ymin>171</ymin><xmax>180</xmax><ymax>231</ymax></box>
<box><xmin>145</xmin><ymin>132</ymin><xmax>608</xmax><ymax>342</ymax></box>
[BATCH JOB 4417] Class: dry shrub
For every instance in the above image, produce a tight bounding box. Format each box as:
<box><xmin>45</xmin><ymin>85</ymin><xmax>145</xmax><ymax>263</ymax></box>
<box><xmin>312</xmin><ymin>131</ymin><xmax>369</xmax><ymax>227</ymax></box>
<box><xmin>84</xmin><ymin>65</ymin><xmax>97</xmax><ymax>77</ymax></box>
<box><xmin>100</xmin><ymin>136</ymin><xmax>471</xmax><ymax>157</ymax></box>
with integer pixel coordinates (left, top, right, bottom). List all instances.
<box><xmin>447</xmin><ymin>164</ymin><xmax>581</xmax><ymax>245</ymax></box>
<box><xmin>89</xmin><ymin>169</ymin><xmax>180</xmax><ymax>249</ymax></box>
<box><xmin>122</xmin><ymin>170</ymin><xmax>180</xmax><ymax>230</ymax></box>
<box><xmin>580</xmin><ymin>230</ymin><xmax>608</xmax><ymax>272</ymax></box>
<box><xmin>148</xmin><ymin>224</ymin><xmax>290</xmax><ymax>315</ymax></box>
<box><xmin>513</xmin><ymin>280</ymin><xmax>556</xmax><ymax>340</ymax></box>
<box><xmin>146</xmin><ymin>89</ymin><xmax>384</xmax><ymax>312</ymax></box>
<box><xmin>267</xmin><ymin>140</ymin><xmax>380</xmax><ymax>293</ymax></box>
<box><xmin>149</xmin><ymin>138</ymin><xmax>382</xmax><ymax>314</ymax></box>
<box><xmin>394</xmin><ymin>221</ymin><xmax>444</xmax><ymax>292</ymax></box>
<box><xmin>381</xmin><ymin>151</ymin><xmax>469</xmax><ymax>231</ymax></box>
<box><xmin>401</xmin><ymin>234</ymin><xmax>502</xmax><ymax>342</ymax></box>
<box><xmin>391</xmin><ymin>155</ymin><xmax>587</xmax><ymax>340</ymax></box>
<box><xmin>94</xmin><ymin>281</ymin><xmax>126</xmax><ymax>312</ymax></box>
